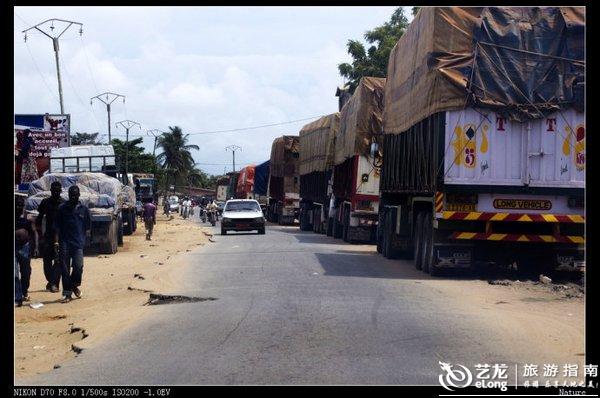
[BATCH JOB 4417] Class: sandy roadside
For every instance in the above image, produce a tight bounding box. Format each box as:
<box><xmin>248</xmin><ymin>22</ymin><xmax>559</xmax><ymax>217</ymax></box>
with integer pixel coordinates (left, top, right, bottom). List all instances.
<box><xmin>14</xmin><ymin>213</ymin><xmax>211</xmax><ymax>379</ymax></box>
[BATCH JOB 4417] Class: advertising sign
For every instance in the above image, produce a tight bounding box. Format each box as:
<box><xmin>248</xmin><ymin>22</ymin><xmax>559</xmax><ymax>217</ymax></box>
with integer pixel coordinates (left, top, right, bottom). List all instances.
<box><xmin>14</xmin><ymin>113</ymin><xmax>70</xmax><ymax>185</ymax></box>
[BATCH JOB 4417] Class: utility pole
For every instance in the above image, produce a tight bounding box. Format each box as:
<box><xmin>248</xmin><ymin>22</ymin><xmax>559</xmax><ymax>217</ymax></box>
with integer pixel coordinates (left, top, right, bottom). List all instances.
<box><xmin>147</xmin><ymin>129</ymin><xmax>164</xmax><ymax>174</ymax></box>
<box><xmin>23</xmin><ymin>19</ymin><xmax>84</xmax><ymax>114</ymax></box>
<box><xmin>225</xmin><ymin>145</ymin><xmax>242</xmax><ymax>173</ymax></box>
<box><xmin>116</xmin><ymin>120</ymin><xmax>141</xmax><ymax>183</ymax></box>
<box><xmin>91</xmin><ymin>92</ymin><xmax>125</xmax><ymax>142</ymax></box>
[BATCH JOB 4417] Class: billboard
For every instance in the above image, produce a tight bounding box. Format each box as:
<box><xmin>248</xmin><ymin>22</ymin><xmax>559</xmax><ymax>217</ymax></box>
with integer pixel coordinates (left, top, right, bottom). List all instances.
<box><xmin>14</xmin><ymin>113</ymin><xmax>70</xmax><ymax>185</ymax></box>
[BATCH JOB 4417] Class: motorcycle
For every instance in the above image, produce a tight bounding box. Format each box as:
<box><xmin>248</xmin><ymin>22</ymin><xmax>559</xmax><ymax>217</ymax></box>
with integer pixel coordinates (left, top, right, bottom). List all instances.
<box><xmin>200</xmin><ymin>206</ymin><xmax>207</xmax><ymax>223</ymax></box>
<box><xmin>208</xmin><ymin>209</ymin><xmax>216</xmax><ymax>226</ymax></box>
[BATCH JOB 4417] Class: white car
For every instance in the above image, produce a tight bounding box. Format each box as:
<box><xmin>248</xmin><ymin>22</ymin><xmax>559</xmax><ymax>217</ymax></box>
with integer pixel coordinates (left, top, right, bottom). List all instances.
<box><xmin>221</xmin><ymin>199</ymin><xmax>265</xmax><ymax>235</ymax></box>
<box><xmin>168</xmin><ymin>196</ymin><xmax>179</xmax><ymax>212</ymax></box>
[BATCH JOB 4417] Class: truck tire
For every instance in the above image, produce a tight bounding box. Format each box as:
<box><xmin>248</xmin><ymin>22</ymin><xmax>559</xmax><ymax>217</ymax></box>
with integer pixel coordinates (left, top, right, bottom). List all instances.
<box><xmin>98</xmin><ymin>220</ymin><xmax>118</xmax><ymax>254</ymax></box>
<box><xmin>326</xmin><ymin>217</ymin><xmax>333</xmax><ymax>236</ymax></box>
<box><xmin>413</xmin><ymin>212</ymin><xmax>424</xmax><ymax>270</ymax></box>
<box><xmin>383</xmin><ymin>210</ymin><xmax>396</xmax><ymax>259</ymax></box>
<box><xmin>376</xmin><ymin>211</ymin><xmax>384</xmax><ymax>253</ymax></box>
<box><xmin>117</xmin><ymin>216</ymin><xmax>124</xmax><ymax>246</ymax></box>
<box><xmin>421</xmin><ymin>213</ymin><xmax>440</xmax><ymax>276</ymax></box>
<box><xmin>342</xmin><ymin>207</ymin><xmax>350</xmax><ymax>243</ymax></box>
<box><xmin>123</xmin><ymin>210</ymin><xmax>133</xmax><ymax>235</ymax></box>
<box><xmin>132</xmin><ymin>212</ymin><xmax>137</xmax><ymax>232</ymax></box>
<box><xmin>333</xmin><ymin>213</ymin><xmax>342</xmax><ymax>239</ymax></box>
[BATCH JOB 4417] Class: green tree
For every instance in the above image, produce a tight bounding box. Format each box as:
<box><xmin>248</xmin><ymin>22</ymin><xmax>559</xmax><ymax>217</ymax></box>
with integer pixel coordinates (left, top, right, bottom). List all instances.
<box><xmin>71</xmin><ymin>132</ymin><xmax>100</xmax><ymax>145</ymax></box>
<box><xmin>412</xmin><ymin>7</ymin><xmax>420</xmax><ymax>16</ymax></box>
<box><xmin>155</xmin><ymin>126</ymin><xmax>199</xmax><ymax>191</ymax></box>
<box><xmin>110</xmin><ymin>137</ymin><xmax>156</xmax><ymax>174</ymax></box>
<box><xmin>338</xmin><ymin>7</ymin><xmax>409</xmax><ymax>93</ymax></box>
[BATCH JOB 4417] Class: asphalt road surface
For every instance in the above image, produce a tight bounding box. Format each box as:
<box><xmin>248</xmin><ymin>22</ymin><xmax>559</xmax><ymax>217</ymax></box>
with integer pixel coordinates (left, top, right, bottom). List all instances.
<box><xmin>27</xmin><ymin>222</ymin><xmax>571</xmax><ymax>385</ymax></box>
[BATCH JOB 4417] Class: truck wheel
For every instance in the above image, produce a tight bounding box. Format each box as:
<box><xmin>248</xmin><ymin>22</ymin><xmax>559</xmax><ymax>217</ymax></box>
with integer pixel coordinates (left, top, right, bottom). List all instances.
<box><xmin>99</xmin><ymin>220</ymin><xmax>118</xmax><ymax>254</ymax></box>
<box><xmin>111</xmin><ymin>220</ymin><xmax>119</xmax><ymax>253</ymax></box>
<box><xmin>326</xmin><ymin>218</ymin><xmax>333</xmax><ymax>236</ymax></box>
<box><xmin>117</xmin><ymin>216</ymin><xmax>124</xmax><ymax>246</ymax></box>
<box><xmin>333</xmin><ymin>214</ymin><xmax>342</xmax><ymax>239</ymax></box>
<box><xmin>123</xmin><ymin>210</ymin><xmax>133</xmax><ymax>235</ymax></box>
<box><xmin>132</xmin><ymin>212</ymin><xmax>137</xmax><ymax>232</ymax></box>
<box><xmin>413</xmin><ymin>212</ymin><xmax>424</xmax><ymax>270</ymax></box>
<box><xmin>421</xmin><ymin>213</ymin><xmax>432</xmax><ymax>274</ymax></box>
<box><xmin>376</xmin><ymin>212</ymin><xmax>384</xmax><ymax>253</ymax></box>
<box><xmin>422</xmin><ymin>214</ymin><xmax>440</xmax><ymax>276</ymax></box>
<box><xmin>342</xmin><ymin>208</ymin><xmax>350</xmax><ymax>243</ymax></box>
<box><xmin>383</xmin><ymin>210</ymin><xmax>395</xmax><ymax>258</ymax></box>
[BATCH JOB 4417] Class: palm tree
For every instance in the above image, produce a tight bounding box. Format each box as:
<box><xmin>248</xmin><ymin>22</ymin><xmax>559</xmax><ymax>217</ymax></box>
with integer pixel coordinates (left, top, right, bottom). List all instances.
<box><xmin>156</xmin><ymin>126</ymin><xmax>199</xmax><ymax>191</ymax></box>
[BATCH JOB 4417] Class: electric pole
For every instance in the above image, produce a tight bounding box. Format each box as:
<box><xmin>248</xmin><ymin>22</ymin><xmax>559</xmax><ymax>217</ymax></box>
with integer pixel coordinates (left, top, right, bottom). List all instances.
<box><xmin>91</xmin><ymin>92</ymin><xmax>125</xmax><ymax>142</ymax></box>
<box><xmin>225</xmin><ymin>145</ymin><xmax>242</xmax><ymax>173</ymax></box>
<box><xmin>23</xmin><ymin>19</ymin><xmax>84</xmax><ymax>114</ymax></box>
<box><xmin>147</xmin><ymin>129</ymin><xmax>164</xmax><ymax>174</ymax></box>
<box><xmin>116</xmin><ymin>120</ymin><xmax>141</xmax><ymax>183</ymax></box>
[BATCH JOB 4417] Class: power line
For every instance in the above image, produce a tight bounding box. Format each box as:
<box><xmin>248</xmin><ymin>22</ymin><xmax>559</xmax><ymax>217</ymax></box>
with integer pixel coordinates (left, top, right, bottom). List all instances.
<box><xmin>24</xmin><ymin>41</ymin><xmax>60</xmax><ymax>104</ymax></box>
<box><xmin>99</xmin><ymin>114</ymin><xmax>323</xmax><ymax>138</ymax></box>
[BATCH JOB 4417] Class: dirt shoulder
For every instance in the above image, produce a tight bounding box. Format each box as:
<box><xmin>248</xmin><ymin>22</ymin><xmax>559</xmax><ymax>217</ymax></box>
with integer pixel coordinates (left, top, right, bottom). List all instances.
<box><xmin>15</xmin><ymin>214</ymin><xmax>210</xmax><ymax>379</ymax></box>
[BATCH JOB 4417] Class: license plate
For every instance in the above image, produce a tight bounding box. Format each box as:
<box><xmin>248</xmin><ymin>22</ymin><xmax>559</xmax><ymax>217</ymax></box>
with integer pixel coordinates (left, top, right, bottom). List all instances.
<box><xmin>236</xmin><ymin>223</ymin><xmax>250</xmax><ymax>228</ymax></box>
<box><xmin>446</xmin><ymin>203</ymin><xmax>476</xmax><ymax>212</ymax></box>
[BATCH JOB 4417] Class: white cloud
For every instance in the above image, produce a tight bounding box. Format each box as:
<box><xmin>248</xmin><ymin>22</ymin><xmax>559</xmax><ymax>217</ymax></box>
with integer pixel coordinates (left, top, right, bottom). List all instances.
<box><xmin>14</xmin><ymin>6</ymin><xmax>403</xmax><ymax>175</ymax></box>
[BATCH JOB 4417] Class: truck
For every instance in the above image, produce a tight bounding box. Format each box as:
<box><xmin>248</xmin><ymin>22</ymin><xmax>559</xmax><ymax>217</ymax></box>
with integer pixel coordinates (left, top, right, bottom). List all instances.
<box><xmin>298</xmin><ymin>113</ymin><xmax>339</xmax><ymax>233</ymax></box>
<box><xmin>376</xmin><ymin>7</ymin><xmax>585</xmax><ymax>275</ymax></box>
<box><xmin>330</xmin><ymin>77</ymin><xmax>385</xmax><ymax>243</ymax></box>
<box><xmin>236</xmin><ymin>164</ymin><xmax>256</xmax><ymax>199</ymax></box>
<box><xmin>266</xmin><ymin>135</ymin><xmax>300</xmax><ymax>225</ymax></box>
<box><xmin>226</xmin><ymin>171</ymin><xmax>239</xmax><ymax>201</ymax></box>
<box><xmin>27</xmin><ymin>144</ymin><xmax>138</xmax><ymax>254</ymax></box>
<box><xmin>215</xmin><ymin>176</ymin><xmax>230</xmax><ymax>202</ymax></box>
<box><xmin>253</xmin><ymin>160</ymin><xmax>271</xmax><ymax>212</ymax></box>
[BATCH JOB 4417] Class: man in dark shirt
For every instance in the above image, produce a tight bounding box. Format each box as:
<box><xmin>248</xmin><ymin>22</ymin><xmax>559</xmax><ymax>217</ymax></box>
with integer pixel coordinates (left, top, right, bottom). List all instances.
<box><xmin>15</xmin><ymin>195</ymin><xmax>36</xmax><ymax>303</ymax></box>
<box><xmin>54</xmin><ymin>185</ymin><xmax>91</xmax><ymax>303</ymax></box>
<box><xmin>142</xmin><ymin>198</ymin><xmax>157</xmax><ymax>241</ymax></box>
<box><xmin>36</xmin><ymin>181</ymin><xmax>63</xmax><ymax>293</ymax></box>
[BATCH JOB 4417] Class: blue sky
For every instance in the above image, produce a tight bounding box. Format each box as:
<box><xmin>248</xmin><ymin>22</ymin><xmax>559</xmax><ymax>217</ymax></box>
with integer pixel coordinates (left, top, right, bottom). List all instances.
<box><xmin>14</xmin><ymin>6</ymin><xmax>413</xmax><ymax>175</ymax></box>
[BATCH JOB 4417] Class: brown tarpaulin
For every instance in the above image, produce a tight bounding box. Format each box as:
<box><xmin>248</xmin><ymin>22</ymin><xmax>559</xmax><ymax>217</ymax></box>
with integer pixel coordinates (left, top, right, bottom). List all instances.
<box><xmin>384</xmin><ymin>7</ymin><xmax>585</xmax><ymax>135</ymax></box>
<box><xmin>335</xmin><ymin>77</ymin><xmax>385</xmax><ymax>165</ymax></box>
<box><xmin>269</xmin><ymin>135</ymin><xmax>299</xmax><ymax>178</ymax></box>
<box><xmin>299</xmin><ymin>113</ymin><xmax>340</xmax><ymax>176</ymax></box>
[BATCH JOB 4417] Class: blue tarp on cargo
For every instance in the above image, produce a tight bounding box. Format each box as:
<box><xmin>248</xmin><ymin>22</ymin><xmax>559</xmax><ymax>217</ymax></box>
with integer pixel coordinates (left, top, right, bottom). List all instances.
<box><xmin>254</xmin><ymin>160</ymin><xmax>270</xmax><ymax>196</ymax></box>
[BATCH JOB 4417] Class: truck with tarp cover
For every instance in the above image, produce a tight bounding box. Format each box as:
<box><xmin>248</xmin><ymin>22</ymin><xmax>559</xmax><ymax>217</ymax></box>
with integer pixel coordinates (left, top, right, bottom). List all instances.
<box><xmin>25</xmin><ymin>172</ymin><xmax>136</xmax><ymax>254</ymax></box>
<box><xmin>236</xmin><ymin>165</ymin><xmax>256</xmax><ymax>199</ymax></box>
<box><xmin>376</xmin><ymin>7</ymin><xmax>585</xmax><ymax>276</ymax></box>
<box><xmin>253</xmin><ymin>160</ymin><xmax>270</xmax><ymax>211</ymax></box>
<box><xmin>330</xmin><ymin>77</ymin><xmax>384</xmax><ymax>243</ymax></box>
<box><xmin>298</xmin><ymin>113</ymin><xmax>339</xmax><ymax>232</ymax></box>
<box><xmin>266</xmin><ymin>135</ymin><xmax>300</xmax><ymax>224</ymax></box>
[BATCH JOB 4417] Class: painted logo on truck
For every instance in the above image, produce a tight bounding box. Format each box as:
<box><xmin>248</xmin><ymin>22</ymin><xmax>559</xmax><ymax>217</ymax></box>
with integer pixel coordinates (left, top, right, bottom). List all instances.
<box><xmin>562</xmin><ymin>124</ymin><xmax>585</xmax><ymax>171</ymax></box>
<box><xmin>452</xmin><ymin>123</ymin><xmax>489</xmax><ymax>169</ymax></box>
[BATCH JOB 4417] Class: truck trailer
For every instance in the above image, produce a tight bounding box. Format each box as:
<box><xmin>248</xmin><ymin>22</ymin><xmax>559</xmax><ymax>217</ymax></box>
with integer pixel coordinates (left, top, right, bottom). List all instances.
<box><xmin>376</xmin><ymin>7</ymin><xmax>585</xmax><ymax>275</ymax></box>
<box><xmin>253</xmin><ymin>160</ymin><xmax>271</xmax><ymax>212</ymax></box>
<box><xmin>236</xmin><ymin>164</ymin><xmax>256</xmax><ymax>199</ymax></box>
<box><xmin>298</xmin><ymin>113</ymin><xmax>339</xmax><ymax>233</ymax></box>
<box><xmin>330</xmin><ymin>77</ymin><xmax>385</xmax><ymax>243</ymax></box>
<box><xmin>215</xmin><ymin>176</ymin><xmax>230</xmax><ymax>202</ymax></box>
<box><xmin>266</xmin><ymin>135</ymin><xmax>300</xmax><ymax>225</ymax></box>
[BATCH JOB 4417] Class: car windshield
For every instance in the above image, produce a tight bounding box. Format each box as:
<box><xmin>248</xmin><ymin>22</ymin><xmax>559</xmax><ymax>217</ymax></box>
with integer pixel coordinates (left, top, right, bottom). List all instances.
<box><xmin>225</xmin><ymin>201</ymin><xmax>260</xmax><ymax>212</ymax></box>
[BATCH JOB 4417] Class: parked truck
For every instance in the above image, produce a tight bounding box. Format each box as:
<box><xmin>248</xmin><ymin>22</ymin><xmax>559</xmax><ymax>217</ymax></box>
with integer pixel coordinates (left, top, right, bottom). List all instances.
<box><xmin>330</xmin><ymin>77</ymin><xmax>385</xmax><ymax>243</ymax></box>
<box><xmin>298</xmin><ymin>113</ymin><xmax>339</xmax><ymax>232</ymax></box>
<box><xmin>236</xmin><ymin>164</ymin><xmax>256</xmax><ymax>199</ymax></box>
<box><xmin>266</xmin><ymin>135</ymin><xmax>300</xmax><ymax>224</ymax></box>
<box><xmin>31</xmin><ymin>144</ymin><xmax>138</xmax><ymax>253</ymax></box>
<box><xmin>376</xmin><ymin>7</ymin><xmax>585</xmax><ymax>275</ymax></box>
<box><xmin>253</xmin><ymin>160</ymin><xmax>271</xmax><ymax>212</ymax></box>
<box><xmin>215</xmin><ymin>176</ymin><xmax>230</xmax><ymax>202</ymax></box>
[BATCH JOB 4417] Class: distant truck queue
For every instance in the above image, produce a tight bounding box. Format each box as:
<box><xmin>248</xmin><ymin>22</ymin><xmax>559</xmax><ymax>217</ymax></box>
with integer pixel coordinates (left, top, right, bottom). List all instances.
<box><xmin>227</xmin><ymin>6</ymin><xmax>584</xmax><ymax>276</ymax></box>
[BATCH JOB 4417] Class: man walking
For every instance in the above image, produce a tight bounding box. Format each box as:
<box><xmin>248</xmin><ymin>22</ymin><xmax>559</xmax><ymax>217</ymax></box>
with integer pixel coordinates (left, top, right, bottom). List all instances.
<box><xmin>36</xmin><ymin>181</ymin><xmax>63</xmax><ymax>293</ymax></box>
<box><xmin>54</xmin><ymin>186</ymin><xmax>91</xmax><ymax>303</ymax></box>
<box><xmin>142</xmin><ymin>198</ymin><xmax>157</xmax><ymax>240</ymax></box>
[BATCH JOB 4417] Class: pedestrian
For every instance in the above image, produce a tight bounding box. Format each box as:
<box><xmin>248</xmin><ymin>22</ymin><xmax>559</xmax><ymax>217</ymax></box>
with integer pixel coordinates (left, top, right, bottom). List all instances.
<box><xmin>54</xmin><ymin>185</ymin><xmax>91</xmax><ymax>303</ymax></box>
<box><xmin>36</xmin><ymin>181</ymin><xmax>64</xmax><ymax>293</ymax></box>
<box><xmin>15</xmin><ymin>197</ymin><xmax>36</xmax><ymax>303</ymax></box>
<box><xmin>15</xmin><ymin>129</ymin><xmax>39</xmax><ymax>184</ymax></box>
<box><xmin>142</xmin><ymin>198</ymin><xmax>157</xmax><ymax>241</ymax></box>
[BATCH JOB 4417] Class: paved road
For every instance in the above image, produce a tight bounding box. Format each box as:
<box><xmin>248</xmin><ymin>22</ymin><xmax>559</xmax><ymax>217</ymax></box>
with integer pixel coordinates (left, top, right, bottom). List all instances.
<box><xmin>27</xmin><ymin>222</ymin><xmax>558</xmax><ymax>385</ymax></box>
